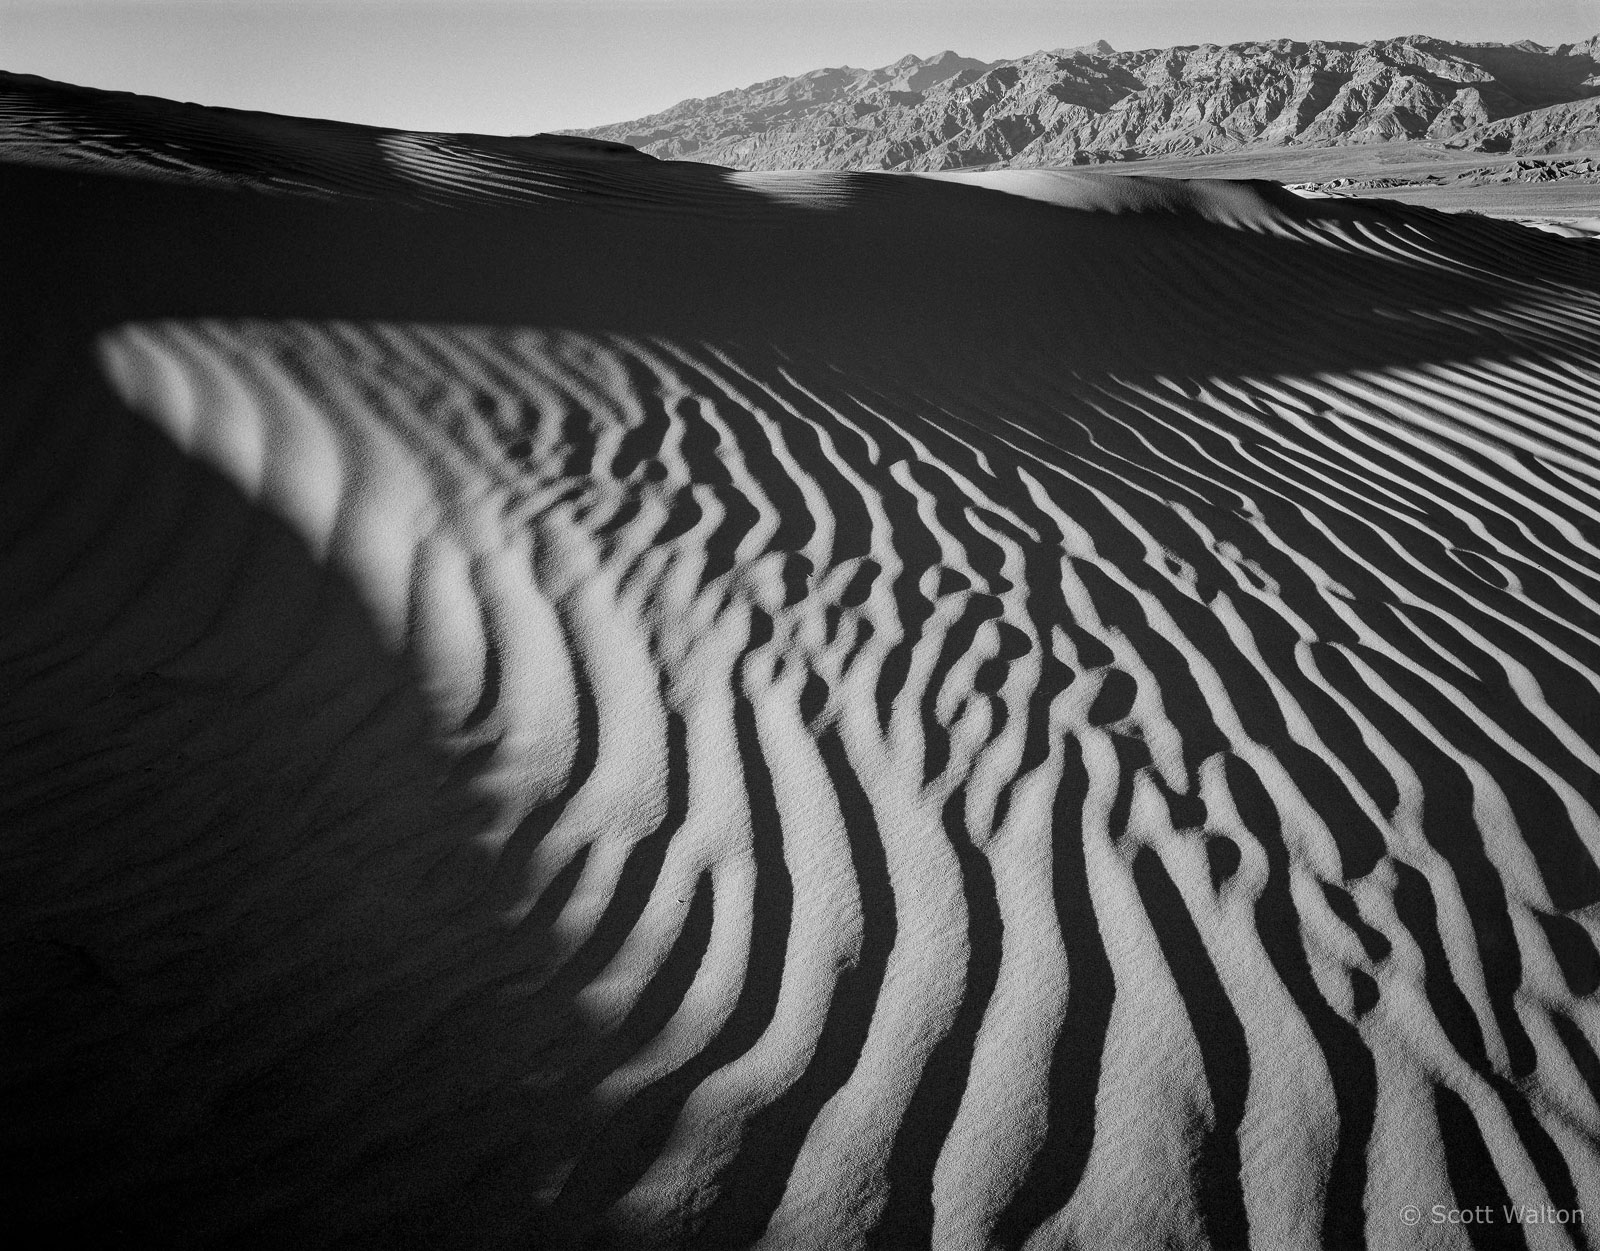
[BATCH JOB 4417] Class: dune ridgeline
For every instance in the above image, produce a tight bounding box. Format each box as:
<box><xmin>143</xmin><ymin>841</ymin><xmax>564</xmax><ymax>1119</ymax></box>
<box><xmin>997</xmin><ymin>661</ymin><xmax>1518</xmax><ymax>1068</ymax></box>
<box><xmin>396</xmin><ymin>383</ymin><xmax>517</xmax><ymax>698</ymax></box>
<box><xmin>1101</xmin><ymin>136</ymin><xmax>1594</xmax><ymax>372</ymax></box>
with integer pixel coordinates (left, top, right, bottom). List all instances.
<box><xmin>4</xmin><ymin>71</ymin><xmax>1600</xmax><ymax>1250</ymax></box>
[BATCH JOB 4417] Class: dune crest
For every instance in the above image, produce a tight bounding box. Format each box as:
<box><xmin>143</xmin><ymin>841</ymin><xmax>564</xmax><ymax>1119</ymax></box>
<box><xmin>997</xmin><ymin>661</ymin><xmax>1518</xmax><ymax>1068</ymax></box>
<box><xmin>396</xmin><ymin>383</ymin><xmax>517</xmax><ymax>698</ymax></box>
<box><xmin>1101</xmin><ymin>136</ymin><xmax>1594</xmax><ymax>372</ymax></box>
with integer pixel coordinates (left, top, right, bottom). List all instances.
<box><xmin>5</xmin><ymin>73</ymin><xmax>1600</xmax><ymax>1249</ymax></box>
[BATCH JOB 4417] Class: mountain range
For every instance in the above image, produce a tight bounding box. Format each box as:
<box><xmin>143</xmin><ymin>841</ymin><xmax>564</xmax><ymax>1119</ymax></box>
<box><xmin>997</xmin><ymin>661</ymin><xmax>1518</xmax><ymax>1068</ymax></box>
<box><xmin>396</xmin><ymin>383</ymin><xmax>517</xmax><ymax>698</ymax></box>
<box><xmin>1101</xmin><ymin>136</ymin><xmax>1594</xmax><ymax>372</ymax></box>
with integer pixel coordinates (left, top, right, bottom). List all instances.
<box><xmin>570</xmin><ymin>36</ymin><xmax>1600</xmax><ymax>170</ymax></box>
<box><xmin>9</xmin><ymin>64</ymin><xmax>1600</xmax><ymax>1249</ymax></box>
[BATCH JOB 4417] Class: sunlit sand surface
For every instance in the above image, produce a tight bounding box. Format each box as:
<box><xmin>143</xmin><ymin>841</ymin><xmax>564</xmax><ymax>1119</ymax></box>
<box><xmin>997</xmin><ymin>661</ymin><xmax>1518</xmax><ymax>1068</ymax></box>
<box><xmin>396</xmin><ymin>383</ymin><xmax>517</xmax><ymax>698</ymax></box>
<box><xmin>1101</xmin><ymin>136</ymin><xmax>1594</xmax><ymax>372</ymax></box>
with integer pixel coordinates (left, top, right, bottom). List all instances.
<box><xmin>5</xmin><ymin>73</ymin><xmax>1600</xmax><ymax>1249</ymax></box>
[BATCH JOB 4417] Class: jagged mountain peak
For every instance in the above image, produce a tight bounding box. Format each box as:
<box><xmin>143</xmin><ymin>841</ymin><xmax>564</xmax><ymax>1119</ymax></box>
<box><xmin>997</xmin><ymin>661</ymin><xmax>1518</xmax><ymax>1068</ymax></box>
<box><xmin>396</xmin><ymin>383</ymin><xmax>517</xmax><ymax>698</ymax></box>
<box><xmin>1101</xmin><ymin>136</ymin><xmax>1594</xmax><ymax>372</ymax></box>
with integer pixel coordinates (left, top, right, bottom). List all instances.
<box><xmin>569</xmin><ymin>34</ymin><xmax>1600</xmax><ymax>170</ymax></box>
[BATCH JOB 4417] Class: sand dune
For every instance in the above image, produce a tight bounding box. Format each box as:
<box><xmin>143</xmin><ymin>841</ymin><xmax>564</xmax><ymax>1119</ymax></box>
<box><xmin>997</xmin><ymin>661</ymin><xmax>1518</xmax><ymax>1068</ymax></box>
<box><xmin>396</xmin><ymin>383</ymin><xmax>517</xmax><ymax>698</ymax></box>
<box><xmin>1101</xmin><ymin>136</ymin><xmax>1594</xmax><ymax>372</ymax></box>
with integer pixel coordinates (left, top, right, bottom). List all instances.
<box><xmin>6</xmin><ymin>74</ymin><xmax>1600</xmax><ymax>1250</ymax></box>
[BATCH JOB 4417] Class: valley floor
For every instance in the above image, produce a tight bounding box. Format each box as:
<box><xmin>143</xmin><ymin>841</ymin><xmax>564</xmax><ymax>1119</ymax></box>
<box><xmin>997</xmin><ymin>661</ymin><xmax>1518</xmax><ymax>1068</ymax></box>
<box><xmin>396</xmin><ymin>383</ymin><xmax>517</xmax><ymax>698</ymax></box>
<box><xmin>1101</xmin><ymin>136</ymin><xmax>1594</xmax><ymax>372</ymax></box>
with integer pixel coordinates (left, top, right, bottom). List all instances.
<box><xmin>5</xmin><ymin>74</ymin><xmax>1600</xmax><ymax>1250</ymax></box>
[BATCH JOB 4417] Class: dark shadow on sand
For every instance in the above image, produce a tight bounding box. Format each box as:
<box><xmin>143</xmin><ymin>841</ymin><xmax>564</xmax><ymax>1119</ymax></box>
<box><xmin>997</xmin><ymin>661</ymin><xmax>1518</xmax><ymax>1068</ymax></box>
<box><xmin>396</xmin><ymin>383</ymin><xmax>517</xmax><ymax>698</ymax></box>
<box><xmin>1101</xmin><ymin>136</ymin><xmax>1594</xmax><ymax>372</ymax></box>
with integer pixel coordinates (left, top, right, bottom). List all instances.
<box><xmin>0</xmin><ymin>342</ymin><xmax>603</xmax><ymax>1249</ymax></box>
<box><xmin>7</xmin><ymin>92</ymin><xmax>1600</xmax><ymax>1250</ymax></box>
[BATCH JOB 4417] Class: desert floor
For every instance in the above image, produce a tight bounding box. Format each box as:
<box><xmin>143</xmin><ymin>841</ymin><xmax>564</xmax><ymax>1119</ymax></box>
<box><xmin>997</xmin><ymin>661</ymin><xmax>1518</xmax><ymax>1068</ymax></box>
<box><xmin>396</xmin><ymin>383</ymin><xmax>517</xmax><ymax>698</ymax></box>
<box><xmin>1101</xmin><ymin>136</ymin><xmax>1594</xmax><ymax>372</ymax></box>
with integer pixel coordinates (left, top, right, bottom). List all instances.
<box><xmin>1107</xmin><ymin>144</ymin><xmax>1600</xmax><ymax>228</ymax></box>
<box><xmin>5</xmin><ymin>76</ymin><xmax>1600</xmax><ymax>1250</ymax></box>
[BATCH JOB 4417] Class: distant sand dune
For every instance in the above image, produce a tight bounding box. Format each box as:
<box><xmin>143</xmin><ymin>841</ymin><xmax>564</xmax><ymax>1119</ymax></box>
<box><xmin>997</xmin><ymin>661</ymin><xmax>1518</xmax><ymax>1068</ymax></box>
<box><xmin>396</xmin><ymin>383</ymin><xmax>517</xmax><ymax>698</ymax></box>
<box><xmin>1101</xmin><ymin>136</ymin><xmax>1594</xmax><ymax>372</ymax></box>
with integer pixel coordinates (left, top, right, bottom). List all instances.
<box><xmin>5</xmin><ymin>74</ymin><xmax>1600</xmax><ymax>1250</ymax></box>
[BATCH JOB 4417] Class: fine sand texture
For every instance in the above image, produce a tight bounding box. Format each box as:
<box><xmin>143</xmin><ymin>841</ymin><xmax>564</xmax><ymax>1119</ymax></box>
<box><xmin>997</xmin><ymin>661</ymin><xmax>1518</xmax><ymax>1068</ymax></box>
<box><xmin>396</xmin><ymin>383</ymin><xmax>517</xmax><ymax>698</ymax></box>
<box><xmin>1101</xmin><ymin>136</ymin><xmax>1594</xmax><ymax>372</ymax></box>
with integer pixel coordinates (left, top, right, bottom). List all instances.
<box><xmin>6</xmin><ymin>74</ymin><xmax>1600</xmax><ymax>1250</ymax></box>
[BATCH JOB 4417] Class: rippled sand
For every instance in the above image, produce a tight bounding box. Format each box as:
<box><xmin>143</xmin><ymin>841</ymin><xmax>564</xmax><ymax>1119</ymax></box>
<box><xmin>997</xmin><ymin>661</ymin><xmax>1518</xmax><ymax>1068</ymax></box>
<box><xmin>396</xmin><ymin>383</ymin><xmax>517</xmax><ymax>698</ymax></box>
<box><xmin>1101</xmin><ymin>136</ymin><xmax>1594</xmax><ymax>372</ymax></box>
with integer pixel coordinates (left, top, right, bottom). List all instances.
<box><xmin>5</xmin><ymin>73</ymin><xmax>1600</xmax><ymax>1250</ymax></box>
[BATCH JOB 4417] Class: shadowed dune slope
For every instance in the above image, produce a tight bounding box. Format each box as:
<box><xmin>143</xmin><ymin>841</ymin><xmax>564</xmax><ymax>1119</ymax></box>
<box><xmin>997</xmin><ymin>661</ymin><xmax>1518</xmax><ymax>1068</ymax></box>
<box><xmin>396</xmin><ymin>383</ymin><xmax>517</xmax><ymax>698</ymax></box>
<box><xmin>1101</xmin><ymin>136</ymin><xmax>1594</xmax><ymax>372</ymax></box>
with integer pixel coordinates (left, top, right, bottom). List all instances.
<box><xmin>6</xmin><ymin>74</ymin><xmax>1600</xmax><ymax>1250</ymax></box>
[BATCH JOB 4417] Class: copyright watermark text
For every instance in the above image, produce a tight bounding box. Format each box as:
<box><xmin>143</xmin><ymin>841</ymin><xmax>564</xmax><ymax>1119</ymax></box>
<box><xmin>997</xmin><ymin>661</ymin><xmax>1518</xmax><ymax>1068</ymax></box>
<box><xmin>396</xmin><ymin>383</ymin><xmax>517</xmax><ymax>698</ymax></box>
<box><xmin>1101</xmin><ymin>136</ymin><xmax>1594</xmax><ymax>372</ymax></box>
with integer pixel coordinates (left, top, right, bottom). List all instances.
<box><xmin>1400</xmin><ymin>1204</ymin><xmax>1585</xmax><ymax>1227</ymax></box>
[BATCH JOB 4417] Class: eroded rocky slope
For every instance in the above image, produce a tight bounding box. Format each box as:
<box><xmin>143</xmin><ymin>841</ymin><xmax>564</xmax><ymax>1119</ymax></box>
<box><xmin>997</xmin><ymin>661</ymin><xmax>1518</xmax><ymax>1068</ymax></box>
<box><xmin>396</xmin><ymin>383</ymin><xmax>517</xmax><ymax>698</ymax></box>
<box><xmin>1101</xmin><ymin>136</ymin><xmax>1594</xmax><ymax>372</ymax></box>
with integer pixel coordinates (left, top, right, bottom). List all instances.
<box><xmin>571</xmin><ymin>36</ymin><xmax>1600</xmax><ymax>170</ymax></box>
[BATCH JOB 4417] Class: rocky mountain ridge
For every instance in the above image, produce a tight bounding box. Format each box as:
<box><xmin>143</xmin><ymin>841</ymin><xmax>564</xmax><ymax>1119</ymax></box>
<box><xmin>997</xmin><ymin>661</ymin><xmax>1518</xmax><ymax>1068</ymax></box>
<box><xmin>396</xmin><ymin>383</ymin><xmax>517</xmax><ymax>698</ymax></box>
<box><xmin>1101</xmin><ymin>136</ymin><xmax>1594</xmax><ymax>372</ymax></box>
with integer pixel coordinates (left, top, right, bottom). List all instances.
<box><xmin>570</xmin><ymin>35</ymin><xmax>1600</xmax><ymax>170</ymax></box>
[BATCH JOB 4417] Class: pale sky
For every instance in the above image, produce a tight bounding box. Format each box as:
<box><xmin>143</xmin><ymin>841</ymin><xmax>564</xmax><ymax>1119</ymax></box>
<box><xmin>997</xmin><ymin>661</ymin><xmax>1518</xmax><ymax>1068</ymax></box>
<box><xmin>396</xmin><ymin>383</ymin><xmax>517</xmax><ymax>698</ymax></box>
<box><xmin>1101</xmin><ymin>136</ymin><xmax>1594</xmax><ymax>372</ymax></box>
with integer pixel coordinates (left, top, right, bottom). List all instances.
<box><xmin>2</xmin><ymin>1</ymin><xmax>1596</xmax><ymax>134</ymax></box>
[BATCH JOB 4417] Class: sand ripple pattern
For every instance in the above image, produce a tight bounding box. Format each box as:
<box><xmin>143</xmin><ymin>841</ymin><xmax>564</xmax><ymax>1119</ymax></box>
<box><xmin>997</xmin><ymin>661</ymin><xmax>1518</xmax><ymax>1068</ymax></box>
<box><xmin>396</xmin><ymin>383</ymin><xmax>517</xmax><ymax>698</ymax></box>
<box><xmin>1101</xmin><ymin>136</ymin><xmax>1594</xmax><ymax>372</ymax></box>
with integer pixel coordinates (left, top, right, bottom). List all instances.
<box><xmin>8</xmin><ymin>67</ymin><xmax>1600</xmax><ymax>1250</ymax></box>
<box><xmin>68</xmin><ymin>306</ymin><xmax>1600</xmax><ymax>1250</ymax></box>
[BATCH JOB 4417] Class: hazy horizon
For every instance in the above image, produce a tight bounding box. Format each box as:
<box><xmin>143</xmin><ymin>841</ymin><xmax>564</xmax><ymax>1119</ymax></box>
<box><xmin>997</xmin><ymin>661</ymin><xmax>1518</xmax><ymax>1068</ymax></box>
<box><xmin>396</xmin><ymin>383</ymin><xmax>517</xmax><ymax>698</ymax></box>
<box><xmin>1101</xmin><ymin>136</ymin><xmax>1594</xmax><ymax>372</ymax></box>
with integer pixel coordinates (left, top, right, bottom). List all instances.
<box><xmin>2</xmin><ymin>1</ymin><xmax>1596</xmax><ymax>134</ymax></box>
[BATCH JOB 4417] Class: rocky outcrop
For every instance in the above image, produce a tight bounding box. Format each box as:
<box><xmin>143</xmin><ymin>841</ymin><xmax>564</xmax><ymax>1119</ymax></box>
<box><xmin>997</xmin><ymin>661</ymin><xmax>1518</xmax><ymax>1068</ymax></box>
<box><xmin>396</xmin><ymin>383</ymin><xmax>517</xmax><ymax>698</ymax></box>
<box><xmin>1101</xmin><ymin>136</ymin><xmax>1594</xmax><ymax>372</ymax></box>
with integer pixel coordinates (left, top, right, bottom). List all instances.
<box><xmin>1439</xmin><ymin>95</ymin><xmax>1600</xmax><ymax>155</ymax></box>
<box><xmin>570</xmin><ymin>36</ymin><xmax>1600</xmax><ymax>170</ymax></box>
<box><xmin>1287</xmin><ymin>154</ymin><xmax>1600</xmax><ymax>195</ymax></box>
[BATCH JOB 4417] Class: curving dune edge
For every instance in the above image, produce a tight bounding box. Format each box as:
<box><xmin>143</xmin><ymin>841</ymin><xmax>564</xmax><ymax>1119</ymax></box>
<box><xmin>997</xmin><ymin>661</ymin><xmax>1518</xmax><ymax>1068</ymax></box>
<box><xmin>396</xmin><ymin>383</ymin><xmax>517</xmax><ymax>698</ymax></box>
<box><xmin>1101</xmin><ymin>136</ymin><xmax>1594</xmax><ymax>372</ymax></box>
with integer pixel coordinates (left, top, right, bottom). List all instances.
<box><xmin>5</xmin><ymin>73</ymin><xmax>1600</xmax><ymax>1251</ymax></box>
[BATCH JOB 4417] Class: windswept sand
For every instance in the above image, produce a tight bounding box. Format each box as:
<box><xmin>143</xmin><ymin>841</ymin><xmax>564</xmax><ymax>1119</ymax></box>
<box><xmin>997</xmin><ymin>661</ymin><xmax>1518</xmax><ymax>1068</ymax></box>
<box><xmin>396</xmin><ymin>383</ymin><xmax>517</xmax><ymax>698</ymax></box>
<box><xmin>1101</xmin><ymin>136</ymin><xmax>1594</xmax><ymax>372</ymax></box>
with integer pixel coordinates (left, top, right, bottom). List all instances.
<box><xmin>5</xmin><ymin>75</ymin><xmax>1600</xmax><ymax>1250</ymax></box>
